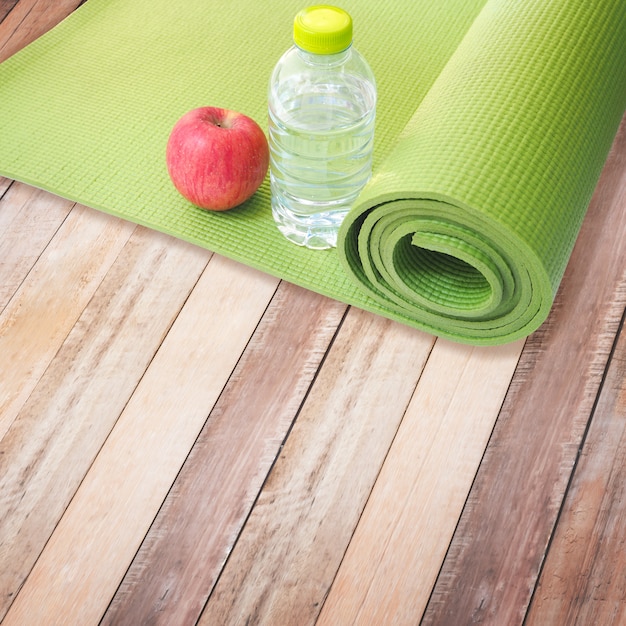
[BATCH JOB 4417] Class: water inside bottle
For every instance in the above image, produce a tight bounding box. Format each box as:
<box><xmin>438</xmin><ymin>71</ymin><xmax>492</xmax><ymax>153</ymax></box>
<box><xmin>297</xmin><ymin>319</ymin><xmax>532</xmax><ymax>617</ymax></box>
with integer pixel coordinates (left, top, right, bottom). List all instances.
<box><xmin>269</xmin><ymin>74</ymin><xmax>376</xmax><ymax>249</ymax></box>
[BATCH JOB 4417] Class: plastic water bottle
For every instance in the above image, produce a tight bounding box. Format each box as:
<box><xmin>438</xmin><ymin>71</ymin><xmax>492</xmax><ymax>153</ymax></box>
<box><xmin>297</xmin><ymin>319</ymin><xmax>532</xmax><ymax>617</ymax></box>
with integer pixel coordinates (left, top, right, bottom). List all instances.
<box><xmin>268</xmin><ymin>5</ymin><xmax>376</xmax><ymax>249</ymax></box>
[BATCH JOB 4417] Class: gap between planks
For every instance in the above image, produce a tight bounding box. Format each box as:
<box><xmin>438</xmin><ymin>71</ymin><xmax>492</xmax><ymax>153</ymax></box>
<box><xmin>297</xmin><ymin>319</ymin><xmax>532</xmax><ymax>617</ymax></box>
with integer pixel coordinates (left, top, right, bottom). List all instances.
<box><xmin>0</xmin><ymin>0</ymin><xmax>84</xmax><ymax>63</ymax></box>
<box><xmin>525</xmin><ymin>307</ymin><xmax>626</xmax><ymax>625</ymax></box>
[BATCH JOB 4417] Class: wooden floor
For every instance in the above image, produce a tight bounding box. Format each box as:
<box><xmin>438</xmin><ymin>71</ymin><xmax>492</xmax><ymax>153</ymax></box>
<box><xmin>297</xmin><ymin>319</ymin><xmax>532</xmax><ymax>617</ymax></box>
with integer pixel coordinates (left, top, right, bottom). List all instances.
<box><xmin>1</xmin><ymin>2</ymin><xmax>626</xmax><ymax>624</ymax></box>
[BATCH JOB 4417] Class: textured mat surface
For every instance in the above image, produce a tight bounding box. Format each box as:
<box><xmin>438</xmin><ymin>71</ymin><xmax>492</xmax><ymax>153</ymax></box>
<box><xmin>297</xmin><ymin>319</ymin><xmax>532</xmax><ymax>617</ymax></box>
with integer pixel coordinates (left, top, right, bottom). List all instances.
<box><xmin>0</xmin><ymin>0</ymin><xmax>624</xmax><ymax>344</ymax></box>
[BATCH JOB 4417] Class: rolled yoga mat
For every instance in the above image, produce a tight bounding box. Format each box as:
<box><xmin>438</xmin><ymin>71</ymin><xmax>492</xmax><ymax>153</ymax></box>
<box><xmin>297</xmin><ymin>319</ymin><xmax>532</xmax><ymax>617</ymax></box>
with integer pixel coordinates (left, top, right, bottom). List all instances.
<box><xmin>0</xmin><ymin>0</ymin><xmax>624</xmax><ymax>345</ymax></box>
<box><xmin>338</xmin><ymin>0</ymin><xmax>626</xmax><ymax>343</ymax></box>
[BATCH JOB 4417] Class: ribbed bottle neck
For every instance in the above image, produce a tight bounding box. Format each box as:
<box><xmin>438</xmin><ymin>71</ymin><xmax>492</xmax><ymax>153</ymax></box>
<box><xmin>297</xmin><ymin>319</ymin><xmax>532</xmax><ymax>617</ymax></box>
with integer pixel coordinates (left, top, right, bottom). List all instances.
<box><xmin>295</xmin><ymin>44</ymin><xmax>352</xmax><ymax>67</ymax></box>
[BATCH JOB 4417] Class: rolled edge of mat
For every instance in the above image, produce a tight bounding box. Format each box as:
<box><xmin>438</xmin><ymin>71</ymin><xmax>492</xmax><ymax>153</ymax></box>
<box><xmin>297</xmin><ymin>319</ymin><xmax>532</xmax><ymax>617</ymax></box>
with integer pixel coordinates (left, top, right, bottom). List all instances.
<box><xmin>338</xmin><ymin>0</ymin><xmax>626</xmax><ymax>345</ymax></box>
<box><xmin>338</xmin><ymin>193</ymin><xmax>552</xmax><ymax>345</ymax></box>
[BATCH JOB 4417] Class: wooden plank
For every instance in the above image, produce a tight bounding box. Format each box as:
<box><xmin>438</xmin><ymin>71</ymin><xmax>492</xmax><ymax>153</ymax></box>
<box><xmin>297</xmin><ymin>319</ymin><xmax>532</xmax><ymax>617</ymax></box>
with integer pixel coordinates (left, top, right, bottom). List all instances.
<box><xmin>0</xmin><ymin>226</ymin><xmax>210</xmax><ymax>620</ymax></box>
<box><xmin>2</xmin><ymin>255</ymin><xmax>279</xmax><ymax>626</ymax></box>
<box><xmin>525</xmin><ymin>314</ymin><xmax>626</xmax><ymax>625</ymax></box>
<box><xmin>0</xmin><ymin>182</ymin><xmax>74</xmax><ymax>311</ymax></box>
<box><xmin>198</xmin><ymin>309</ymin><xmax>436</xmax><ymax>626</ymax></box>
<box><xmin>101</xmin><ymin>282</ymin><xmax>347</xmax><ymax>625</ymax></box>
<box><xmin>0</xmin><ymin>204</ymin><xmax>135</xmax><ymax>441</ymax></box>
<box><xmin>422</xmin><ymin>115</ymin><xmax>626</xmax><ymax>624</ymax></box>
<box><xmin>0</xmin><ymin>1</ymin><xmax>20</xmax><ymax>26</ymax></box>
<box><xmin>318</xmin><ymin>338</ymin><xmax>523</xmax><ymax>625</ymax></box>
<box><xmin>0</xmin><ymin>0</ymin><xmax>83</xmax><ymax>62</ymax></box>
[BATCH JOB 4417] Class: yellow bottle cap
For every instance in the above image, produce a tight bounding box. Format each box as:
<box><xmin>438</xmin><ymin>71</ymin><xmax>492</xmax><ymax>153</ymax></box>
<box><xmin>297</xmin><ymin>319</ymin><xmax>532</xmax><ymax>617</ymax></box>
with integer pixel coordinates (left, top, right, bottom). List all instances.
<box><xmin>293</xmin><ymin>6</ymin><xmax>353</xmax><ymax>55</ymax></box>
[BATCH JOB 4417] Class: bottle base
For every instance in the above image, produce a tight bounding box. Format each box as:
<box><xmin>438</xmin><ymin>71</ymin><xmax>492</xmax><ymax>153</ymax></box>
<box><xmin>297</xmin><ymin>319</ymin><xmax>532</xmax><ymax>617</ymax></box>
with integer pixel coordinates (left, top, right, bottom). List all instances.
<box><xmin>272</xmin><ymin>198</ymin><xmax>349</xmax><ymax>250</ymax></box>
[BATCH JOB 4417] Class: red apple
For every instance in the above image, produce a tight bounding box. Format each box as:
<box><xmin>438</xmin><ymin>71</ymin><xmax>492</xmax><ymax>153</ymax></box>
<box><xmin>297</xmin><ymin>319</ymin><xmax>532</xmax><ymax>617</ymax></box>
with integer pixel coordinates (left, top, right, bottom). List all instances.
<box><xmin>166</xmin><ymin>106</ymin><xmax>269</xmax><ymax>211</ymax></box>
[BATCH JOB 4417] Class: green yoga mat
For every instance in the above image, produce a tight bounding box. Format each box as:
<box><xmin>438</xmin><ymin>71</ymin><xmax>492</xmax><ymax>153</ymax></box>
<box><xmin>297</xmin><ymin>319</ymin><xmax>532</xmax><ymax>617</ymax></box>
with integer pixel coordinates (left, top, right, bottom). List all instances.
<box><xmin>0</xmin><ymin>0</ymin><xmax>624</xmax><ymax>344</ymax></box>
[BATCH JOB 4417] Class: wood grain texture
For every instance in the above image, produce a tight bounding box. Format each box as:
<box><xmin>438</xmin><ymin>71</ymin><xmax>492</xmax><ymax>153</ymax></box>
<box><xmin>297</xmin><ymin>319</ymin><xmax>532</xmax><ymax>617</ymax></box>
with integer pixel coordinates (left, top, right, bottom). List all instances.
<box><xmin>2</xmin><ymin>255</ymin><xmax>279</xmax><ymax>626</ymax></box>
<box><xmin>318</xmin><ymin>338</ymin><xmax>523</xmax><ymax>625</ymax></box>
<box><xmin>0</xmin><ymin>1</ymin><xmax>20</xmax><ymax>26</ymax></box>
<box><xmin>0</xmin><ymin>226</ymin><xmax>210</xmax><ymax>620</ymax></box>
<box><xmin>0</xmin><ymin>205</ymin><xmax>135</xmax><ymax>441</ymax></box>
<box><xmin>525</xmin><ymin>314</ymin><xmax>626</xmax><ymax>626</ymax></box>
<box><xmin>102</xmin><ymin>282</ymin><xmax>347</xmax><ymax>625</ymax></box>
<box><xmin>0</xmin><ymin>182</ymin><xmax>74</xmax><ymax>311</ymax></box>
<box><xmin>198</xmin><ymin>309</ymin><xmax>435</xmax><ymax>626</ymax></box>
<box><xmin>423</xmin><ymin>115</ymin><xmax>626</xmax><ymax>625</ymax></box>
<box><xmin>0</xmin><ymin>0</ymin><xmax>83</xmax><ymax>62</ymax></box>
